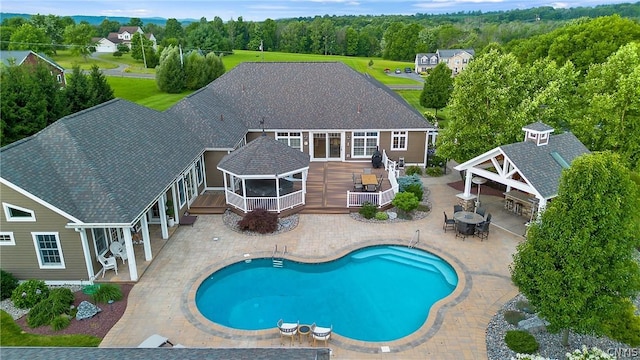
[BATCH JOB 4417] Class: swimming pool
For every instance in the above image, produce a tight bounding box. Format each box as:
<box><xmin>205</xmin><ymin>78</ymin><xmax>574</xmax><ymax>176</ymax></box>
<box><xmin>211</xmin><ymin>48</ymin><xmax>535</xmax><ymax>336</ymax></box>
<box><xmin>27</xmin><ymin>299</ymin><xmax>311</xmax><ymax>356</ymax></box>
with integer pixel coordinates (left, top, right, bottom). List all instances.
<box><xmin>195</xmin><ymin>245</ymin><xmax>458</xmax><ymax>342</ymax></box>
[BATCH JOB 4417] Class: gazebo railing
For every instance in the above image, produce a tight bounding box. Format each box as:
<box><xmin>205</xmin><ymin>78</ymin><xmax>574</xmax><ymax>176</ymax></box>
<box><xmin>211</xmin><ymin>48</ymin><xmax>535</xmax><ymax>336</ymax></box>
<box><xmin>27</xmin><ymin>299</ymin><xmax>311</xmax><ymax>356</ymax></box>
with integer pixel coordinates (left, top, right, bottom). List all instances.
<box><xmin>225</xmin><ymin>189</ymin><xmax>304</xmax><ymax>213</ymax></box>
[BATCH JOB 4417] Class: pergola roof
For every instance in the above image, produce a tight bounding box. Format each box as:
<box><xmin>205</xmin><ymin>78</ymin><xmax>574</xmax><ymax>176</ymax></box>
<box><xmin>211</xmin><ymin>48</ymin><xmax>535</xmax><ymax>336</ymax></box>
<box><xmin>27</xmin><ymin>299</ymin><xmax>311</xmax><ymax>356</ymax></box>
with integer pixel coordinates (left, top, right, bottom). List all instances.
<box><xmin>217</xmin><ymin>135</ymin><xmax>310</xmax><ymax>177</ymax></box>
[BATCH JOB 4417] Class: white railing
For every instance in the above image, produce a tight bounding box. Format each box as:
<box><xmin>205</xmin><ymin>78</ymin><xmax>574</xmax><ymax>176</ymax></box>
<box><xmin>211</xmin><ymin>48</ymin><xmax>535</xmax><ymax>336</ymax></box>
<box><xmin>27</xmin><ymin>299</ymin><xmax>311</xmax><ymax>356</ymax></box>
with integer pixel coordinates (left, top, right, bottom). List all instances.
<box><xmin>225</xmin><ymin>189</ymin><xmax>304</xmax><ymax>213</ymax></box>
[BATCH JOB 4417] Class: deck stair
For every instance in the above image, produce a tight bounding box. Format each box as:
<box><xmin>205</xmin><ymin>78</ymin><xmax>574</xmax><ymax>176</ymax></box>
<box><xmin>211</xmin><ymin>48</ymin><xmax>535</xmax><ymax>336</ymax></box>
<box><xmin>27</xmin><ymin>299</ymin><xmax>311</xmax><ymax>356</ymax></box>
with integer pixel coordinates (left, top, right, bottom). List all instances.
<box><xmin>352</xmin><ymin>246</ymin><xmax>457</xmax><ymax>285</ymax></box>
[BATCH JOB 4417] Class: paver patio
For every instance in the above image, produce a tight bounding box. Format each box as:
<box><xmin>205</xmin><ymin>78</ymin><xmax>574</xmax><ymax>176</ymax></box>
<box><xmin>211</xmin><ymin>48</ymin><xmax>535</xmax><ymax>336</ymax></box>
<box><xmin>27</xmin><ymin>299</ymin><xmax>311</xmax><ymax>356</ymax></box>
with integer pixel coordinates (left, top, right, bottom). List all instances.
<box><xmin>101</xmin><ymin>169</ymin><xmax>522</xmax><ymax>359</ymax></box>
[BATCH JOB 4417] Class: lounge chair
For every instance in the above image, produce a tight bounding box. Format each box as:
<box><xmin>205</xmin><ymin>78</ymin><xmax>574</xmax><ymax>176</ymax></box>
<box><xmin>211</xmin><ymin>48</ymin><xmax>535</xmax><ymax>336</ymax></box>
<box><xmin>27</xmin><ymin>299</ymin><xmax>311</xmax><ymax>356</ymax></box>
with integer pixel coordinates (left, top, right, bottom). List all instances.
<box><xmin>138</xmin><ymin>334</ymin><xmax>174</xmax><ymax>348</ymax></box>
<box><xmin>97</xmin><ymin>254</ymin><xmax>117</xmax><ymax>277</ymax></box>
<box><xmin>311</xmin><ymin>323</ymin><xmax>332</xmax><ymax>347</ymax></box>
<box><xmin>109</xmin><ymin>241</ymin><xmax>128</xmax><ymax>264</ymax></box>
<box><xmin>277</xmin><ymin>319</ymin><xmax>299</xmax><ymax>345</ymax></box>
<box><xmin>443</xmin><ymin>212</ymin><xmax>456</xmax><ymax>232</ymax></box>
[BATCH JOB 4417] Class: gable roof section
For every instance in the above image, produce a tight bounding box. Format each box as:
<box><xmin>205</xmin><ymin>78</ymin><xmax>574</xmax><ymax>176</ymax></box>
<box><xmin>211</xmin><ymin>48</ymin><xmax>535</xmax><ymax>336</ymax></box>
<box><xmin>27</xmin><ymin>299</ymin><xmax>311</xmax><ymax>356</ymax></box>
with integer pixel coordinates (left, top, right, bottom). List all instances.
<box><xmin>1</xmin><ymin>99</ymin><xmax>203</xmax><ymax>224</ymax></box>
<box><xmin>166</xmin><ymin>87</ymin><xmax>248</xmax><ymax>149</ymax></box>
<box><xmin>217</xmin><ymin>135</ymin><xmax>310</xmax><ymax>176</ymax></box>
<box><xmin>437</xmin><ymin>49</ymin><xmax>475</xmax><ymax>58</ymax></box>
<box><xmin>207</xmin><ymin>62</ymin><xmax>434</xmax><ymax>131</ymax></box>
<box><xmin>0</xmin><ymin>51</ymin><xmax>64</xmax><ymax>72</ymax></box>
<box><xmin>499</xmin><ymin>132</ymin><xmax>589</xmax><ymax>199</ymax></box>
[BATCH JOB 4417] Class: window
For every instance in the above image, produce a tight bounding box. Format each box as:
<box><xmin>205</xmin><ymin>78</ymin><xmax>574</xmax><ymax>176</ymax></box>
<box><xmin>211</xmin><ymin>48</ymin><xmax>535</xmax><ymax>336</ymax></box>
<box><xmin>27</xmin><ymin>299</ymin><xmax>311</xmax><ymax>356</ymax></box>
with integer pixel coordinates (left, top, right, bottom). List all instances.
<box><xmin>352</xmin><ymin>132</ymin><xmax>378</xmax><ymax>157</ymax></box>
<box><xmin>0</xmin><ymin>232</ymin><xmax>15</xmax><ymax>246</ymax></box>
<box><xmin>32</xmin><ymin>232</ymin><xmax>65</xmax><ymax>269</ymax></box>
<box><xmin>3</xmin><ymin>202</ymin><xmax>36</xmax><ymax>222</ymax></box>
<box><xmin>391</xmin><ymin>131</ymin><xmax>408</xmax><ymax>150</ymax></box>
<box><xmin>92</xmin><ymin>229</ymin><xmax>108</xmax><ymax>255</ymax></box>
<box><xmin>177</xmin><ymin>178</ymin><xmax>186</xmax><ymax>206</ymax></box>
<box><xmin>276</xmin><ymin>132</ymin><xmax>302</xmax><ymax>151</ymax></box>
<box><xmin>195</xmin><ymin>158</ymin><xmax>204</xmax><ymax>185</ymax></box>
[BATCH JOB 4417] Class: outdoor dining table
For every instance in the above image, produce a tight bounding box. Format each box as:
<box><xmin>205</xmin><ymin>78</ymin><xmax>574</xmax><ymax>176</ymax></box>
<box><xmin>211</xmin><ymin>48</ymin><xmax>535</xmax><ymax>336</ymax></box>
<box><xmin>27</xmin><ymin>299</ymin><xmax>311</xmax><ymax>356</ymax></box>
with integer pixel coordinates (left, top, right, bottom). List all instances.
<box><xmin>361</xmin><ymin>174</ymin><xmax>377</xmax><ymax>186</ymax></box>
<box><xmin>453</xmin><ymin>211</ymin><xmax>485</xmax><ymax>235</ymax></box>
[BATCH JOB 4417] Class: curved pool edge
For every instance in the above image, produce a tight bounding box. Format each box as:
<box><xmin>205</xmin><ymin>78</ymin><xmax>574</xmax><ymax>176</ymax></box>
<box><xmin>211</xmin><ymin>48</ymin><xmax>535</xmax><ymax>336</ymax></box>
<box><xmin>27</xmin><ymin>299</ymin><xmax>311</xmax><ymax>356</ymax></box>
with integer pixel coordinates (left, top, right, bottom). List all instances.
<box><xmin>180</xmin><ymin>238</ymin><xmax>471</xmax><ymax>353</ymax></box>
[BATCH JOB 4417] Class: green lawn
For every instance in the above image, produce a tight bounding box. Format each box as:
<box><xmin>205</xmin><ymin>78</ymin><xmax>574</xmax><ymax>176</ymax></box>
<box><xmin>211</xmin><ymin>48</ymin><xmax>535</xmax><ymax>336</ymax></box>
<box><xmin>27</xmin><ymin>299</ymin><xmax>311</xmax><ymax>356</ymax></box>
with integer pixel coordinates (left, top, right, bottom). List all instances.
<box><xmin>0</xmin><ymin>310</ymin><xmax>101</xmax><ymax>347</ymax></box>
<box><xmin>106</xmin><ymin>77</ymin><xmax>193</xmax><ymax>111</ymax></box>
<box><xmin>394</xmin><ymin>89</ymin><xmax>451</xmax><ymax>126</ymax></box>
<box><xmin>53</xmin><ymin>50</ymin><xmax>118</xmax><ymax>70</ymax></box>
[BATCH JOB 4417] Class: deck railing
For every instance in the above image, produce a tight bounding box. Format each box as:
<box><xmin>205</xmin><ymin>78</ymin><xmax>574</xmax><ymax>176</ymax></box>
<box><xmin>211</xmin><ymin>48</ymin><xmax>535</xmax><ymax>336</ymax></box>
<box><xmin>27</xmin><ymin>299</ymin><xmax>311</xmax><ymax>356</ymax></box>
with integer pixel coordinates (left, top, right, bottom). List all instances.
<box><xmin>225</xmin><ymin>189</ymin><xmax>304</xmax><ymax>213</ymax></box>
<box><xmin>347</xmin><ymin>151</ymin><xmax>400</xmax><ymax>208</ymax></box>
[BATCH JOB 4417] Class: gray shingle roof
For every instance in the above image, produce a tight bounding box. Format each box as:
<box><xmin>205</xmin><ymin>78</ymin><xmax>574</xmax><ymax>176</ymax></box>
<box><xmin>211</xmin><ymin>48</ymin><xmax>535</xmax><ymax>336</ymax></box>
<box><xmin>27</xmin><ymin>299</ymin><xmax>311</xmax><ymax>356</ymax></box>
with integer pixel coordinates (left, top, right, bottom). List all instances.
<box><xmin>436</xmin><ymin>49</ymin><xmax>475</xmax><ymax>58</ymax></box>
<box><xmin>1</xmin><ymin>99</ymin><xmax>204</xmax><ymax>224</ymax></box>
<box><xmin>500</xmin><ymin>132</ymin><xmax>590</xmax><ymax>199</ymax></box>
<box><xmin>207</xmin><ymin>62</ymin><xmax>433</xmax><ymax>131</ymax></box>
<box><xmin>217</xmin><ymin>135</ymin><xmax>310</xmax><ymax>176</ymax></box>
<box><xmin>166</xmin><ymin>88</ymin><xmax>248</xmax><ymax>149</ymax></box>
<box><xmin>523</xmin><ymin>121</ymin><xmax>554</xmax><ymax>132</ymax></box>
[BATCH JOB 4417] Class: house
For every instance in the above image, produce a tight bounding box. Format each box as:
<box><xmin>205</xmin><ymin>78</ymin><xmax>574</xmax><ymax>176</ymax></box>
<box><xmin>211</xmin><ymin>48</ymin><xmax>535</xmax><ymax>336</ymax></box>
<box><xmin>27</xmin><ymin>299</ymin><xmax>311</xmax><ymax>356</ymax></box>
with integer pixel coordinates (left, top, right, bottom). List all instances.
<box><xmin>94</xmin><ymin>26</ymin><xmax>157</xmax><ymax>53</ymax></box>
<box><xmin>0</xmin><ymin>62</ymin><xmax>436</xmax><ymax>284</ymax></box>
<box><xmin>453</xmin><ymin>122</ymin><xmax>590</xmax><ymax>220</ymax></box>
<box><xmin>0</xmin><ymin>50</ymin><xmax>66</xmax><ymax>86</ymax></box>
<box><xmin>414</xmin><ymin>49</ymin><xmax>475</xmax><ymax>75</ymax></box>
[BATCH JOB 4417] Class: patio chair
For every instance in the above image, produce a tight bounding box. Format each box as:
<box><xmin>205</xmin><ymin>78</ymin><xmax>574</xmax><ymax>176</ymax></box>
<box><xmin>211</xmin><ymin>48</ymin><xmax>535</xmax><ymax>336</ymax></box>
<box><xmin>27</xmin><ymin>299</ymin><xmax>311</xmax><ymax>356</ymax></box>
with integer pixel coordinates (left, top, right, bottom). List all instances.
<box><xmin>454</xmin><ymin>205</ymin><xmax>463</xmax><ymax>213</ymax></box>
<box><xmin>476</xmin><ymin>207</ymin><xmax>486</xmax><ymax>218</ymax></box>
<box><xmin>138</xmin><ymin>334</ymin><xmax>174</xmax><ymax>348</ymax></box>
<box><xmin>277</xmin><ymin>319</ymin><xmax>299</xmax><ymax>345</ymax></box>
<box><xmin>376</xmin><ymin>175</ymin><xmax>384</xmax><ymax>190</ymax></box>
<box><xmin>443</xmin><ymin>212</ymin><xmax>456</xmax><ymax>232</ymax></box>
<box><xmin>475</xmin><ymin>220</ymin><xmax>491</xmax><ymax>241</ymax></box>
<box><xmin>353</xmin><ymin>173</ymin><xmax>363</xmax><ymax>191</ymax></box>
<box><xmin>109</xmin><ymin>241</ymin><xmax>128</xmax><ymax>264</ymax></box>
<box><xmin>311</xmin><ymin>323</ymin><xmax>332</xmax><ymax>347</ymax></box>
<box><xmin>455</xmin><ymin>221</ymin><xmax>468</xmax><ymax>240</ymax></box>
<box><xmin>365</xmin><ymin>184</ymin><xmax>376</xmax><ymax>192</ymax></box>
<box><xmin>97</xmin><ymin>254</ymin><xmax>117</xmax><ymax>278</ymax></box>
<box><xmin>363</xmin><ymin>168</ymin><xmax>372</xmax><ymax>174</ymax></box>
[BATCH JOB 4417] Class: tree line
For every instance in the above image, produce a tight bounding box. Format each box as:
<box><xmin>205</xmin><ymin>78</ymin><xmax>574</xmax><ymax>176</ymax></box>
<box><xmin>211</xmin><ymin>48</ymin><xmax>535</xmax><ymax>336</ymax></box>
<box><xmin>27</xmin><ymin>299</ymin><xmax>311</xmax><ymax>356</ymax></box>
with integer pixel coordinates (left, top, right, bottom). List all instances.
<box><xmin>2</xmin><ymin>3</ymin><xmax>639</xmax><ymax>61</ymax></box>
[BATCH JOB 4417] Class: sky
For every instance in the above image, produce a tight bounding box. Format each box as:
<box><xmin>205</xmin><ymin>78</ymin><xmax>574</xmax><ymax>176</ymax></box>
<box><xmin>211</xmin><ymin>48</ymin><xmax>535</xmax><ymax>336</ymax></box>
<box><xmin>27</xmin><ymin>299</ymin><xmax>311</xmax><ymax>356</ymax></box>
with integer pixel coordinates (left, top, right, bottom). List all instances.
<box><xmin>0</xmin><ymin>0</ymin><xmax>631</xmax><ymax>22</ymax></box>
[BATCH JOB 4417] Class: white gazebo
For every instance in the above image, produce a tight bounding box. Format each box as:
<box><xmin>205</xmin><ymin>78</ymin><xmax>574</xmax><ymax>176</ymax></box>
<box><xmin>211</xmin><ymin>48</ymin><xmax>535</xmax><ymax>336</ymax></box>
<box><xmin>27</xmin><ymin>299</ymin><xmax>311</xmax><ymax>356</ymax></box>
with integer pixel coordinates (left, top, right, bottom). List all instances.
<box><xmin>217</xmin><ymin>135</ymin><xmax>311</xmax><ymax>213</ymax></box>
<box><xmin>454</xmin><ymin>122</ymin><xmax>590</xmax><ymax>219</ymax></box>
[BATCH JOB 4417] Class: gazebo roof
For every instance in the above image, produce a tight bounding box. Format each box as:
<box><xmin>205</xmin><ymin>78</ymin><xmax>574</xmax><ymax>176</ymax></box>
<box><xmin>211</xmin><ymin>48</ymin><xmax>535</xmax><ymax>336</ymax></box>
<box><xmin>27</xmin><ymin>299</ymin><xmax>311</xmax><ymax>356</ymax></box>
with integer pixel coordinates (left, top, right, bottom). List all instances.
<box><xmin>217</xmin><ymin>135</ymin><xmax>310</xmax><ymax>176</ymax></box>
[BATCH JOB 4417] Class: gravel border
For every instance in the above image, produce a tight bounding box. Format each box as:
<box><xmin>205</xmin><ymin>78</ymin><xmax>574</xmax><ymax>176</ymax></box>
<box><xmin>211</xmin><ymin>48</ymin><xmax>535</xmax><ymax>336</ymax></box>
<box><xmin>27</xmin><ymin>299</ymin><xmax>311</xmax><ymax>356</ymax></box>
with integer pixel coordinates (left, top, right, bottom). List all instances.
<box><xmin>222</xmin><ymin>210</ymin><xmax>299</xmax><ymax>236</ymax></box>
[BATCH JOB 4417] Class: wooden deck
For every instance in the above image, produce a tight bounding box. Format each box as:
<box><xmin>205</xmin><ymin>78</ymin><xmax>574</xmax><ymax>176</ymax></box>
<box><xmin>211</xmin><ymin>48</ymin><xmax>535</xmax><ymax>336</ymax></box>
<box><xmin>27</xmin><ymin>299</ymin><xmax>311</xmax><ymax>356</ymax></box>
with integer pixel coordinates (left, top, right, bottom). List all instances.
<box><xmin>188</xmin><ymin>162</ymin><xmax>391</xmax><ymax>215</ymax></box>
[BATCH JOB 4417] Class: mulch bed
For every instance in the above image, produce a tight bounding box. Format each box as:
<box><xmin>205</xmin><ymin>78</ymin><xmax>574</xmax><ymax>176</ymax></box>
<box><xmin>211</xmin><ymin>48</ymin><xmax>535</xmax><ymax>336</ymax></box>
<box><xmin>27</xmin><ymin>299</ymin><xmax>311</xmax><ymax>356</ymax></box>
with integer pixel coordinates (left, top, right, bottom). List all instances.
<box><xmin>15</xmin><ymin>284</ymin><xmax>132</xmax><ymax>339</ymax></box>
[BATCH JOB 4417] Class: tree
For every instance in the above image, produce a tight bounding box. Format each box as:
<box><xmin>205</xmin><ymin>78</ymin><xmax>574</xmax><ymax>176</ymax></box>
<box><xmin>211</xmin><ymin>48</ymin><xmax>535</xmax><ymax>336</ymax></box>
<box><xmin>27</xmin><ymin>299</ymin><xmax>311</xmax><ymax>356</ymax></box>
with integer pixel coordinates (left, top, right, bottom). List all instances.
<box><xmin>420</xmin><ymin>63</ymin><xmax>453</xmax><ymax>118</ymax></box>
<box><xmin>163</xmin><ymin>18</ymin><xmax>184</xmax><ymax>45</ymax></box>
<box><xmin>156</xmin><ymin>45</ymin><xmax>185</xmax><ymax>93</ymax></box>
<box><xmin>64</xmin><ymin>23</ymin><xmax>95</xmax><ymax>59</ymax></box>
<box><xmin>88</xmin><ymin>65</ymin><xmax>114</xmax><ymax>106</ymax></box>
<box><xmin>29</xmin><ymin>14</ymin><xmax>72</xmax><ymax>55</ymax></box>
<box><xmin>65</xmin><ymin>65</ymin><xmax>92</xmax><ymax>113</ymax></box>
<box><xmin>185</xmin><ymin>51</ymin><xmax>207</xmax><ymax>90</ymax></box>
<box><xmin>96</xmin><ymin>18</ymin><xmax>120</xmax><ymax>38</ymax></box>
<box><xmin>511</xmin><ymin>152</ymin><xmax>640</xmax><ymax>346</ymax></box>
<box><xmin>127</xmin><ymin>18</ymin><xmax>144</xmax><ymax>27</ymax></box>
<box><xmin>130</xmin><ymin>32</ymin><xmax>157</xmax><ymax>68</ymax></box>
<box><xmin>8</xmin><ymin>23</ymin><xmax>53</xmax><ymax>54</ymax></box>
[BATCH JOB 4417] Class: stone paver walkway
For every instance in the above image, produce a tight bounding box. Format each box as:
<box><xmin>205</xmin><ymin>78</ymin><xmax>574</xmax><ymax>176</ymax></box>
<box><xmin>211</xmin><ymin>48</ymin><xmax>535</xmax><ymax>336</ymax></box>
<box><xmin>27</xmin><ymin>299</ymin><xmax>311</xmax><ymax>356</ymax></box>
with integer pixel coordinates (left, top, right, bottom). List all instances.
<box><xmin>102</xmin><ymin>169</ymin><xmax>522</xmax><ymax>359</ymax></box>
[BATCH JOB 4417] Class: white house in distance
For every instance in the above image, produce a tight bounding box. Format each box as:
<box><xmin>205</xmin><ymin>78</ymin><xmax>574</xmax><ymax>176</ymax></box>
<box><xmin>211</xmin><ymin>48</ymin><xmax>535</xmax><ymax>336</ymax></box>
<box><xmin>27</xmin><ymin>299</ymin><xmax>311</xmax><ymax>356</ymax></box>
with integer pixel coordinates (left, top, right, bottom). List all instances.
<box><xmin>94</xmin><ymin>26</ymin><xmax>157</xmax><ymax>53</ymax></box>
<box><xmin>414</xmin><ymin>49</ymin><xmax>475</xmax><ymax>75</ymax></box>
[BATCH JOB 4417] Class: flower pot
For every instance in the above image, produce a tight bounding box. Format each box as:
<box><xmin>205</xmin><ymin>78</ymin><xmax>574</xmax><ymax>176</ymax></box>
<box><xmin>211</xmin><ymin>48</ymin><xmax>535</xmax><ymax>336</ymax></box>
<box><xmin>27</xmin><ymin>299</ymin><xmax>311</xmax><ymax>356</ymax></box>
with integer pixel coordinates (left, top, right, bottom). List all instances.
<box><xmin>168</xmin><ymin>217</ymin><xmax>175</xmax><ymax>227</ymax></box>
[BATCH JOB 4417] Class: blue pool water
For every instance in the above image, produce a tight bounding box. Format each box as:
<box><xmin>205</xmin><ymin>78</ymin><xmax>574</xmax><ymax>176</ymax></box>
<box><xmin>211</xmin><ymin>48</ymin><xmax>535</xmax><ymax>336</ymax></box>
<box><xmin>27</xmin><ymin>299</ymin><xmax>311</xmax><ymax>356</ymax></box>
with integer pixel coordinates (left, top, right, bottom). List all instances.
<box><xmin>195</xmin><ymin>245</ymin><xmax>458</xmax><ymax>342</ymax></box>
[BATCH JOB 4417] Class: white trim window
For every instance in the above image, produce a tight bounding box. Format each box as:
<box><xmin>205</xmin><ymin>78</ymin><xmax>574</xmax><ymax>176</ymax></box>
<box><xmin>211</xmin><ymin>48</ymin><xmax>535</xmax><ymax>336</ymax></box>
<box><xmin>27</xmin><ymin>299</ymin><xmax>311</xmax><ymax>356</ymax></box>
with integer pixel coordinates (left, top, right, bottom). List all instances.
<box><xmin>3</xmin><ymin>202</ymin><xmax>36</xmax><ymax>222</ymax></box>
<box><xmin>177</xmin><ymin>178</ymin><xmax>186</xmax><ymax>207</ymax></box>
<box><xmin>92</xmin><ymin>228</ymin><xmax>108</xmax><ymax>255</ymax></box>
<box><xmin>391</xmin><ymin>131</ymin><xmax>408</xmax><ymax>150</ymax></box>
<box><xmin>352</xmin><ymin>131</ymin><xmax>378</xmax><ymax>157</ymax></box>
<box><xmin>32</xmin><ymin>232</ymin><xmax>65</xmax><ymax>269</ymax></box>
<box><xmin>0</xmin><ymin>232</ymin><xmax>16</xmax><ymax>246</ymax></box>
<box><xmin>276</xmin><ymin>132</ymin><xmax>302</xmax><ymax>151</ymax></box>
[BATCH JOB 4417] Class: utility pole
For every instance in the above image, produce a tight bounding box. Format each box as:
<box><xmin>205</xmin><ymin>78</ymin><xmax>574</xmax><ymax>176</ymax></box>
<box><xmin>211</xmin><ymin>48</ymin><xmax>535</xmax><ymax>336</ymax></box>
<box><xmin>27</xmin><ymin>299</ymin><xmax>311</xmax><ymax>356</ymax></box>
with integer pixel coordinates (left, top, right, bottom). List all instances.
<box><xmin>139</xmin><ymin>34</ymin><xmax>147</xmax><ymax>68</ymax></box>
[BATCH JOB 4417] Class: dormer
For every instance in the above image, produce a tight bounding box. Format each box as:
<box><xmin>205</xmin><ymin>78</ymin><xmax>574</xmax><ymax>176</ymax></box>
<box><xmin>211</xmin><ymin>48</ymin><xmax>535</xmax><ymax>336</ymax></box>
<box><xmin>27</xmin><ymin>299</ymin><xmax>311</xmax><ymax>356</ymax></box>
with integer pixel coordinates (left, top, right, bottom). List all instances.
<box><xmin>523</xmin><ymin>122</ymin><xmax>554</xmax><ymax>146</ymax></box>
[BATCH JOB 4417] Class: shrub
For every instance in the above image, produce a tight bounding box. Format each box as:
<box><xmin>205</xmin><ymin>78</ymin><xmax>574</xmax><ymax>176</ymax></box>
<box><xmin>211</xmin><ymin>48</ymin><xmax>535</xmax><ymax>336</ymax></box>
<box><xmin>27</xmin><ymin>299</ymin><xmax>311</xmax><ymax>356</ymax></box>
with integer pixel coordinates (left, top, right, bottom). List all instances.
<box><xmin>1</xmin><ymin>270</ymin><xmax>19</xmax><ymax>300</ymax></box>
<box><xmin>237</xmin><ymin>208</ymin><xmax>278</xmax><ymax>234</ymax></box>
<box><xmin>359</xmin><ymin>202</ymin><xmax>378</xmax><ymax>219</ymax></box>
<box><xmin>11</xmin><ymin>280</ymin><xmax>49</xmax><ymax>309</ymax></box>
<box><xmin>515</xmin><ymin>299</ymin><xmax>536</xmax><ymax>314</ymax></box>
<box><xmin>405</xmin><ymin>165</ymin><xmax>423</xmax><ymax>176</ymax></box>
<box><xmin>112</xmin><ymin>51</ymin><xmax>122</xmax><ymax>57</ymax></box>
<box><xmin>504</xmin><ymin>310</ymin><xmax>526</xmax><ymax>325</ymax></box>
<box><xmin>404</xmin><ymin>183</ymin><xmax>424</xmax><ymax>202</ymax></box>
<box><xmin>416</xmin><ymin>203</ymin><xmax>430</xmax><ymax>212</ymax></box>
<box><xmin>50</xmin><ymin>314</ymin><xmax>71</xmax><ymax>331</ymax></box>
<box><xmin>504</xmin><ymin>330</ymin><xmax>539</xmax><ymax>354</ymax></box>
<box><xmin>602</xmin><ymin>300</ymin><xmax>640</xmax><ymax>346</ymax></box>
<box><xmin>27</xmin><ymin>288</ymin><xmax>74</xmax><ymax>328</ymax></box>
<box><xmin>397</xmin><ymin>174</ymin><xmax>423</xmax><ymax>192</ymax></box>
<box><xmin>392</xmin><ymin>191</ymin><xmax>419</xmax><ymax>213</ymax></box>
<box><xmin>92</xmin><ymin>284</ymin><xmax>123</xmax><ymax>304</ymax></box>
<box><xmin>374</xmin><ymin>211</ymin><xmax>389</xmax><ymax>221</ymax></box>
<box><xmin>565</xmin><ymin>345</ymin><xmax>616</xmax><ymax>360</ymax></box>
<box><xmin>427</xmin><ymin>154</ymin><xmax>447</xmax><ymax>168</ymax></box>
<box><xmin>426</xmin><ymin>167</ymin><xmax>443</xmax><ymax>177</ymax></box>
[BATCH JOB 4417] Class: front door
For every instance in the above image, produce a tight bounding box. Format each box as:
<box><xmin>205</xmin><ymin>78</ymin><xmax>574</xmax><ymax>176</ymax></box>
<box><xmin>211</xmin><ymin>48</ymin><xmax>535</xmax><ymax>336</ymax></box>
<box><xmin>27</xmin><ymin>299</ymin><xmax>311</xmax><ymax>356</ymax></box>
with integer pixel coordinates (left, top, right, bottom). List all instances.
<box><xmin>312</xmin><ymin>132</ymin><xmax>342</xmax><ymax>161</ymax></box>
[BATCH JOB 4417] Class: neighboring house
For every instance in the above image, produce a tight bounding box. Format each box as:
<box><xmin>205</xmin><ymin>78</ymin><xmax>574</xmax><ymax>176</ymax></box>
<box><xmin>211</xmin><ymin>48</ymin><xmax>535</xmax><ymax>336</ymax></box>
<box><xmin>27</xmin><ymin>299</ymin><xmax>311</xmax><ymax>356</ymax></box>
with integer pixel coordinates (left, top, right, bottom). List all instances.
<box><xmin>0</xmin><ymin>62</ymin><xmax>436</xmax><ymax>284</ymax></box>
<box><xmin>0</xmin><ymin>50</ymin><xmax>66</xmax><ymax>86</ymax></box>
<box><xmin>94</xmin><ymin>26</ymin><xmax>157</xmax><ymax>53</ymax></box>
<box><xmin>414</xmin><ymin>49</ymin><xmax>475</xmax><ymax>75</ymax></box>
<box><xmin>454</xmin><ymin>122</ymin><xmax>590</xmax><ymax>219</ymax></box>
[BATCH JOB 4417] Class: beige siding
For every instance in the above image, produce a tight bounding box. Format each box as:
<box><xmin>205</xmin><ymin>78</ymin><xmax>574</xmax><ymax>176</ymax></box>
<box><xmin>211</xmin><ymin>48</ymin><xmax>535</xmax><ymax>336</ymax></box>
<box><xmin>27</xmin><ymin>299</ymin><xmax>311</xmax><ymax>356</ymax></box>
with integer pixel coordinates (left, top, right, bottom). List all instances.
<box><xmin>204</xmin><ymin>151</ymin><xmax>228</xmax><ymax>187</ymax></box>
<box><xmin>379</xmin><ymin>131</ymin><xmax>427</xmax><ymax>165</ymax></box>
<box><xmin>0</xmin><ymin>183</ymin><xmax>91</xmax><ymax>281</ymax></box>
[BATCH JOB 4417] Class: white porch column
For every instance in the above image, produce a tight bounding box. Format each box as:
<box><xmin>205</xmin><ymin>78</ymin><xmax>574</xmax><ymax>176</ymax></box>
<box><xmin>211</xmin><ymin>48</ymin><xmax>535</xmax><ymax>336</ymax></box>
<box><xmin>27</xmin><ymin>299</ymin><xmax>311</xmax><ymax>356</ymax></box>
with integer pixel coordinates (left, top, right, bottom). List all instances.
<box><xmin>463</xmin><ymin>170</ymin><xmax>474</xmax><ymax>197</ymax></box>
<box><xmin>77</xmin><ymin>228</ymin><xmax>96</xmax><ymax>281</ymax></box>
<box><xmin>122</xmin><ymin>228</ymin><xmax>138</xmax><ymax>281</ymax></box>
<box><xmin>171</xmin><ymin>183</ymin><xmax>179</xmax><ymax>223</ymax></box>
<box><xmin>141</xmin><ymin>215</ymin><xmax>152</xmax><ymax>261</ymax></box>
<box><xmin>302</xmin><ymin>170</ymin><xmax>308</xmax><ymax>203</ymax></box>
<box><xmin>242</xmin><ymin>178</ymin><xmax>248</xmax><ymax>212</ymax></box>
<box><xmin>275</xmin><ymin>177</ymin><xmax>281</xmax><ymax>212</ymax></box>
<box><xmin>159</xmin><ymin>194</ymin><xmax>168</xmax><ymax>239</ymax></box>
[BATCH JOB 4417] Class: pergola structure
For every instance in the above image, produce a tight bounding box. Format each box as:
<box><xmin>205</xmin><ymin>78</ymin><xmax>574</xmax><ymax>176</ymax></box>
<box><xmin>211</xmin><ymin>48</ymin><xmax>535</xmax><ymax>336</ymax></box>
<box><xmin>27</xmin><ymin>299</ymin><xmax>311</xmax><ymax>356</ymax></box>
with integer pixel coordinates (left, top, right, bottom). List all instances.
<box><xmin>454</xmin><ymin>122</ymin><xmax>590</xmax><ymax>219</ymax></box>
<box><xmin>217</xmin><ymin>135</ymin><xmax>311</xmax><ymax>213</ymax></box>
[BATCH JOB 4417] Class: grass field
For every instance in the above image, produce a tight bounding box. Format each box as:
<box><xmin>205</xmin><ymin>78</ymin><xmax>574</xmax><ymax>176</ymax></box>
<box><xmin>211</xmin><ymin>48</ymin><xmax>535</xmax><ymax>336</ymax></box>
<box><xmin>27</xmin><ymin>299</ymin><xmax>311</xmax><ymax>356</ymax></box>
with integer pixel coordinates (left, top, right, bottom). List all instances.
<box><xmin>106</xmin><ymin>77</ymin><xmax>193</xmax><ymax>111</ymax></box>
<box><xmin>0</xmin><ymin>310</ymin><xmax>100</xmax><ymax>347</ymax></box>
<box><xmin>53</xmin><ymin>51</ymin><xmax>118</xmax><ymax>70</ymax></box>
